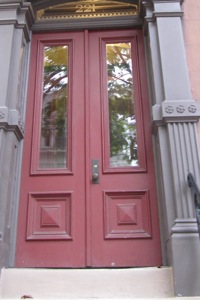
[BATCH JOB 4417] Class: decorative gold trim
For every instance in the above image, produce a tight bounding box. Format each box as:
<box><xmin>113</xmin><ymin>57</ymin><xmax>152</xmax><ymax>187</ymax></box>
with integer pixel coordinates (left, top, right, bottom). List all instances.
<box><xmin>36</xmin><ymin>9</ymin><xmax>45</xmax><ymax>20</ymax></box>
<box><xmin>38</xmin><ymin>11</ymin><xmax>137</xmax><ymax>20</ymax></box>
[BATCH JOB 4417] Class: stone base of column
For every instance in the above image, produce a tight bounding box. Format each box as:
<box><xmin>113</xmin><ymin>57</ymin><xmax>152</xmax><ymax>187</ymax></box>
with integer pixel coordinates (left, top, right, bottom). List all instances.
<box><xmin>168</xmin><ymin>219</ymin><xmax>200</xmax><ymax>296</ymax></box>
<box><xmin>0</xmin><ymin>242</ymin><xmax>10</xmax><ymax>269</ymax></box>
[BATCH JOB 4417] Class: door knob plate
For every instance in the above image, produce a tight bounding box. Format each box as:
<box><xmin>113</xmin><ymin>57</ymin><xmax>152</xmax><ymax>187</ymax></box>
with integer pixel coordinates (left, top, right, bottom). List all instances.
<box><xmin>92</xmin><ymin>159</ymin><xmax>99</xmax><ymax>184</ymax></box>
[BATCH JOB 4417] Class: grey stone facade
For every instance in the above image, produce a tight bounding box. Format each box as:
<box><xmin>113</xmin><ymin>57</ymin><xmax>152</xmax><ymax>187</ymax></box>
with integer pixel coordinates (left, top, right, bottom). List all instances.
<box><xmin>143</xmin><ymin>1</ymin><xmax>200</xmax><ymax>296</ymax></box>
<box><xmin>0</xmin><ymin>0</ymin><xmax>200</xmax><ymax>296</ymax></box>
<box><xmin>0</xmin><ymin>0</ymin><xmax>34</xmax><ymax>267</ymax></box>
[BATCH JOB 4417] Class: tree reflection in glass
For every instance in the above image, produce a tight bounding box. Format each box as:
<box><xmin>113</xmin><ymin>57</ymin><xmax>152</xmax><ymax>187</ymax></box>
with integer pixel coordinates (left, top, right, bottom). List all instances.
<box><xmin>39</xmin><ymin>46</ymin><xmax>68</xmax><ymax>169</ymax></box>
<box><xmin>106</xmin><ymin>43</ymin><xmax>138</xmax><ymax>167</ymax></box>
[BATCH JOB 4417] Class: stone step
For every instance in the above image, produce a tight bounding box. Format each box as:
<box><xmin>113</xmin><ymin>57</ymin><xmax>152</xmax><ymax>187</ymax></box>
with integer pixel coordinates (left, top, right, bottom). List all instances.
<box><xmin>0</xmin><ymin>267</ymin><xmax>197</xmax><ymax>299</ymax></box>
<box><xmin>0</xmin><ymin>267</ymin><xmax>178</xmax><ymax>299</ymax></box>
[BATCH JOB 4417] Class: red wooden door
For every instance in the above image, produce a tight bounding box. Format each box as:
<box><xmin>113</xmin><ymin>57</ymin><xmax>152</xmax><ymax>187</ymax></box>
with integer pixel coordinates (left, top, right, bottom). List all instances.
<box><xmin>16</xmin><ymin>30</ymin><xmax>161</xmax><ymax>268</ymax></box>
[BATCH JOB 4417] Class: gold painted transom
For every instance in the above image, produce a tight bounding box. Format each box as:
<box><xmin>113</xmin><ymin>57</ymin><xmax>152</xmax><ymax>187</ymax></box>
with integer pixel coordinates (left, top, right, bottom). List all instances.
<box><xmin>36</xmin><ymin>0</ymin><xmax>139</xmax><ymax>20</ymax></box>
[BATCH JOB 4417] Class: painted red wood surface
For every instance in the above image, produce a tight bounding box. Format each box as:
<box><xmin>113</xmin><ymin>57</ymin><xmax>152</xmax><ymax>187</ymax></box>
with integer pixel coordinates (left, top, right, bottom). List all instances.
<box><xmin>16</xmin><ymin>30</ymin><xmax>162</xmax><ymax>268</ymax></box>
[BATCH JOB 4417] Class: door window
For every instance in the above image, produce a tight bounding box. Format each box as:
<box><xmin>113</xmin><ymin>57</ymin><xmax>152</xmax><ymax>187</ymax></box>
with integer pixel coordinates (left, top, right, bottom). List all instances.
<box><xmin>40</xmin><ymin>45</ymin><xmax>69</xmax><ymax>169</ymax></box>
<box><xmin>106</xmin><ymin>42</ymin><xmax>138</xmax><ymax>167</ymax></box>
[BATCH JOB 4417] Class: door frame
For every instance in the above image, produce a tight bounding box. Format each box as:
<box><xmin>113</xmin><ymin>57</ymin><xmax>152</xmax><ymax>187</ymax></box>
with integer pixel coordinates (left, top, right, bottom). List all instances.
<box><xmin>11</xmin><ymin>1</ymin><xmax>165</xmax><ymax>268</ymax></box>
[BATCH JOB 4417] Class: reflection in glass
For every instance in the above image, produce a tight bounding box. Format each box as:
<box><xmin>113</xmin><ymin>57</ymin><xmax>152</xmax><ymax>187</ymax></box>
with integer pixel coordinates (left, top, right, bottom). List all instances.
<box><xmin>106</xmin><ymin>43</ymin><xmax>138</xmax><ymax>167</ymax></box>
<box><xmin>39</xmin><ymin>46</ymin><xmax>68</xmax><ymax>169</ymax></box>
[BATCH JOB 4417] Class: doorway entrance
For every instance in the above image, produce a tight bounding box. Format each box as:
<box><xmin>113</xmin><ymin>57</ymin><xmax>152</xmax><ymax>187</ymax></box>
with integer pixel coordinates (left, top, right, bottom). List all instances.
<box><xmin>16</xmin><ymin>30</ymin><xmax>161</xmax><ymax>268</ymax></box>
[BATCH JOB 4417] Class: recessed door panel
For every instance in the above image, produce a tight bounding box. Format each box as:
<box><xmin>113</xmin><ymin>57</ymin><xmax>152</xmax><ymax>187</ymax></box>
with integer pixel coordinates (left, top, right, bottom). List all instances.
<box><xmin>16</xmin><ymin>30</ymin><xmax>161</xmax><ymax>268</ymax></box>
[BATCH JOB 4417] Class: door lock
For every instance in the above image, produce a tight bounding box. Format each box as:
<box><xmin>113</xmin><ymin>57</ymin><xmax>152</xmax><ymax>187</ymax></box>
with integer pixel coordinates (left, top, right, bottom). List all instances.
<box><xmin>92</xmin><ymin>160</ymin><xmax>99</xmax><ymax>184</ymax></box>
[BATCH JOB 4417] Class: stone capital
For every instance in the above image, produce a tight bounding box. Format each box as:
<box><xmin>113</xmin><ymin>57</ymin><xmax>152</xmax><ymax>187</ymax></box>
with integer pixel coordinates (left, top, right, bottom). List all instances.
<box><xmin>141</xmin><ymin>0</ymin><xmax>183</xmax><ymax>34</ymax></box>
<box><xmin>0</xmin><ymin>0</ymin><xmax>35</xmax><ymax>41</ymax></box>
<box><xmin>152</xmin><ymin>100</ymin><xmax>200</xmax><ymax>133</ymax></box>
<box><xmin>0</xmin><ymin>107</ymin><xmax>24</xmax><ymax>140</ymax></box>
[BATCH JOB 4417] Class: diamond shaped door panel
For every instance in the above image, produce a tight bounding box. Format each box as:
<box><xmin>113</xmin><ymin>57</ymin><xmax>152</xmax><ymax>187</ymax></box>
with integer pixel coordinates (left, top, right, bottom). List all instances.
<box><xmin>26</xmin><ymin>192</ymin><xmax>72</xmax><ymax>240</ymax></box>
<box><xmin>104</xmin><ymin>190</ymin><xmax>152</xmax><ymax>239</ymax></box>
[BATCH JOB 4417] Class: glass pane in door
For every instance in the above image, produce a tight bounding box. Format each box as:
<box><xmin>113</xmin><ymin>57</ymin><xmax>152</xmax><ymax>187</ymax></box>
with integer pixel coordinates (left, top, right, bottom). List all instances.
<box><xmin>39</xmin><ymin>45</ymin><xmax>68</xmax><ymax>169</ymax></box>
<box><xmin>106</xmin><ymin>43</ymin><xmax>138</xmax><ymax>167</ymax></box>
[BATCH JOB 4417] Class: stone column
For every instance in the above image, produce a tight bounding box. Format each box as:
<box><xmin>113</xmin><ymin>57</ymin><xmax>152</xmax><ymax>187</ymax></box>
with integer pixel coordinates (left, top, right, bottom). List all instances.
<box><xmin>142</xmin><ymin>0</ymin><xmax>200</xmax><ymax>296</ymax></box>
<box><xmin>0</xmin><ymin>0</ymin><xmax>34</xmax><ymax>268</ymax></box>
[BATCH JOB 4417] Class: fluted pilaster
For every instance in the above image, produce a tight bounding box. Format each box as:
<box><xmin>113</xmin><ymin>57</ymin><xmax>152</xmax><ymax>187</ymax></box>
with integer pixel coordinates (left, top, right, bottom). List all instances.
<box><xmin>142</xmin><ymin>0</ymin><xmax>200</xmax><ymax>296</ymax></box>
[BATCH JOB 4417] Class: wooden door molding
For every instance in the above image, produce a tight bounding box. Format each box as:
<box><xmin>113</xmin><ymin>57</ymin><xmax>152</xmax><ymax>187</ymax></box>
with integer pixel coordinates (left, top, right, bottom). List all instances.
<box><xmin>30</xmin><ymin>35</ymin><xmax>74</xmax><ymax>175</ymax></box>
<box><xmin>100</xmin><ymin>32</ymin><xmax>147</xmax><ymax>173</ymax></box>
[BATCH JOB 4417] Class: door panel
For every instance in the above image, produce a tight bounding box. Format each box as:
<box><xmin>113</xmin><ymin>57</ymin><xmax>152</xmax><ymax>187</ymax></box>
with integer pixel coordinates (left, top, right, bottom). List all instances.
<box><xmin>16</xmin><ymin>30</ymin><xmax>161</xmax><ymax>268</ymax></box>
<box><xmin>16</xmin><ymin>32</ymin><xmax>86</xmax><ymax>267</ymax></box>
<box><xmin>89</xmin><ymin>30</ymin><xmax>161</xmax><ymax>266</ymax></box>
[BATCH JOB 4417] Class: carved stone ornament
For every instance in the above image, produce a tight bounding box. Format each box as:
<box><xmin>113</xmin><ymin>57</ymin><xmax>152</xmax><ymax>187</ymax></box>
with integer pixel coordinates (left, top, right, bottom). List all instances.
<box><xmin>176</xmin><ymin>105</ymin><xmax>185</xmax><ymax>113</ymax></box>
<box><xmin>165</xmin><ymin>105</ymin><xmax>174</xmax><ymax>114</ymax></box>
<box><xmin>0</xmin><ymin>111</ymin><xmax>5</xmax><ymax>119</ymax></box>
<box><xmin>18</xmin><ymin>117</ymin><xmax>25</xmax><ymax>134</ymax></box>
<box><xmin>161</xmin><ymin>101</ymin><xmax>200</xmax><ymax>121</ymax></box>
<box><xmin>188</xmin><ymin>104</ymin><xmax>197</xmax><ymax>113</ymax></box>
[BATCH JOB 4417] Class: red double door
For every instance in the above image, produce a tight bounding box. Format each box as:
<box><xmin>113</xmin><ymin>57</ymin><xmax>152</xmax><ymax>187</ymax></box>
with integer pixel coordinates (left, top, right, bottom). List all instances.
<box><xmin>16</xmin><ymin>30</ymin><xmax>161</xmax><ymax>268</ymax></box>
